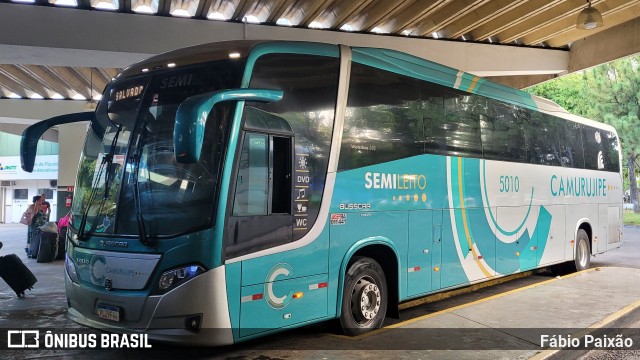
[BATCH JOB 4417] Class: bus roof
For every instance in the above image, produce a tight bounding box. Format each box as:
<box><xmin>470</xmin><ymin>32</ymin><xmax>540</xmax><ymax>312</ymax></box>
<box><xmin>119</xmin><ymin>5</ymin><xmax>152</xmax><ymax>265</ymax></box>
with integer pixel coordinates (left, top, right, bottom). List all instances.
<box><xmin>116</xmin><ymin>40</ymin><xmax>265</xmax><ymax>79</ymax></box>
<box><xmin>114</xmin><ymin>40</ymin><xmax>617</xmax><ymax>136</ymax></box>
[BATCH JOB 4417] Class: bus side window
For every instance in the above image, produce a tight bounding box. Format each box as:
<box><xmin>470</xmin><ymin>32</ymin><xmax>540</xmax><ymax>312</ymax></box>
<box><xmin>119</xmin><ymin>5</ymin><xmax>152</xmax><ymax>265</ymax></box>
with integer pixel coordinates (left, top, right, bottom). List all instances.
<box><xmin>233</xmin><ymin>133</ymin><xmax>269</xmax><ymax>216</ymax></box>
<box><xmin>227</xmin><ymin>129</ymin><xmax>294</xmax><ymax>259</ymax></box>
<box><xmin>270</xmin><ymin>136</ymin><xmax>292</xmax><ymax>214</ymax></box>
<box><xmin>232</xmin><ymin>133</ymin><xmax>292</xmax><ymax>216</ymax></box>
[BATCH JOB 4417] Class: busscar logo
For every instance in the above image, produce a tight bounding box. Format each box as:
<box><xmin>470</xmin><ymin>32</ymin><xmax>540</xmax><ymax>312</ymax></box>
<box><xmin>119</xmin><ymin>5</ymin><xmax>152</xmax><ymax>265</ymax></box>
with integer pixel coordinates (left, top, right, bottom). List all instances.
<box><xmin>7</xmin><ymin>330</ymin><xmax>39</xmax><ymax>348</ymax></box>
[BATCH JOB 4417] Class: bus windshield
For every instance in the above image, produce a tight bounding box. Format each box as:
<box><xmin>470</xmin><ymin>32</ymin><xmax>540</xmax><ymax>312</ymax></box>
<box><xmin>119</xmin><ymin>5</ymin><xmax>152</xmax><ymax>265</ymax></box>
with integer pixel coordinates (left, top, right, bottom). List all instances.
<box><xmin>71</xmin><ymin>61</ymin><xmax>243</xmax><ymax>238</ymax></box>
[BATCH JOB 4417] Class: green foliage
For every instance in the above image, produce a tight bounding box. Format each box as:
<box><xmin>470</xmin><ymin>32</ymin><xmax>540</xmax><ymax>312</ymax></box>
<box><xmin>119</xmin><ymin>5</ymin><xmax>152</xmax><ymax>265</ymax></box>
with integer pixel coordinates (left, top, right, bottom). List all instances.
<box><xmin>526</xmin><ymin>73</ymin><xmax>592</xmax><ymax>117</ymax></box>
<box><xmin>624</xmin><ymin>210</ymin><xmax>640</xmax><ymax>226</ymax></box>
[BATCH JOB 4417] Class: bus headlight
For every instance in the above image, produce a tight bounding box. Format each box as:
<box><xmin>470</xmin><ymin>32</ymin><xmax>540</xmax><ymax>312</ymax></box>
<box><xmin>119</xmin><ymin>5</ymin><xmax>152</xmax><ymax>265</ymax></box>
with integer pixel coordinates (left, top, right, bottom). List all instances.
<box><xmin>155</xmin><ymin>265</ymin><xmax>206</xmax><ymax>294</ymax></box>
<box><xmin>65</xmin><ymin>254</ymin><xmax>79</xmax><ymax>283</ymax></box>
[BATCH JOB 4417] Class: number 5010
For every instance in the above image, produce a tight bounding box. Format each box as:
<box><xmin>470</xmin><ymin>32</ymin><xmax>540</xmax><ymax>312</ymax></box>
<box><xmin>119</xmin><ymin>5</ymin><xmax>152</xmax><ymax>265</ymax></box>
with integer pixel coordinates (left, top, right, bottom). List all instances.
<box><xmin>499</xmin><ymin>175</ymin><xmax>519</xmax><ymax>193</ymax></box>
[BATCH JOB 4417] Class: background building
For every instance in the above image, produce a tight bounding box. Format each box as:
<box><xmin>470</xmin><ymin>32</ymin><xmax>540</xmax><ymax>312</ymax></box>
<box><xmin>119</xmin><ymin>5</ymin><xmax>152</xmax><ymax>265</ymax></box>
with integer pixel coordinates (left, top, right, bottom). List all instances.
<box><xmin>0</xmin><ymin>130</ymin><xmax>58</xmax><ymax>223</ymax></box>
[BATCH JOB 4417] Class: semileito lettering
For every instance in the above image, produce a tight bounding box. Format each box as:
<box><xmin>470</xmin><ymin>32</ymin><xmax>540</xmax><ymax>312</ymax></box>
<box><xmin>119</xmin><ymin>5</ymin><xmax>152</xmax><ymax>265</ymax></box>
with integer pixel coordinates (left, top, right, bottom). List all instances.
<box><xmin>364</xmin><ymin>172</ymin><xmax>426</xmax><ymax>190</ymax></box>
<box><xmin>159</xmin><ymin>73</ymin><xmax>194</xmax><ymax>89</ymax></box>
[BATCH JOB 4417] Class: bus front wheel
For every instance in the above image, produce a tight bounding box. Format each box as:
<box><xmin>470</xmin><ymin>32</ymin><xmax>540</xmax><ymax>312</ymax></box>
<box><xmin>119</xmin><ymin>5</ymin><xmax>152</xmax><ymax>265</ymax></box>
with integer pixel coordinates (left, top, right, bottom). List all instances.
<box><xmin>340</xmin><ymin>256</ymin><xmax>387</xmax><ymax>336</ymax></box>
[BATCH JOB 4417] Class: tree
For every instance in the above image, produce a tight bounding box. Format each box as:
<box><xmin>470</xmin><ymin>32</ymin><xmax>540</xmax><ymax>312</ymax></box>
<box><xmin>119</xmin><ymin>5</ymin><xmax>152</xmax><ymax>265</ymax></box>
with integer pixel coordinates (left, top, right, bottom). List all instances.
<box><xmin>583</xmin><ymin>56</ymin><xmax>640</xmax><ymax>212</ymax></box>
<box><xmin>528</xmin><ymin>56</ymin><xmax>640</xmax><ymax>212</ymax></box>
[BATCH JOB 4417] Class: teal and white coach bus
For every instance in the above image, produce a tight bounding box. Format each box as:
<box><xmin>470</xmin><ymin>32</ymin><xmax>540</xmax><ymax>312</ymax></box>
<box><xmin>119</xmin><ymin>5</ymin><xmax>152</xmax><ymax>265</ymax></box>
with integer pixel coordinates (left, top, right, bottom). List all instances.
<box><xmin>21</xmin><ymin>40</ymin><xmax>622</xmax><ymax>345</ymax></box>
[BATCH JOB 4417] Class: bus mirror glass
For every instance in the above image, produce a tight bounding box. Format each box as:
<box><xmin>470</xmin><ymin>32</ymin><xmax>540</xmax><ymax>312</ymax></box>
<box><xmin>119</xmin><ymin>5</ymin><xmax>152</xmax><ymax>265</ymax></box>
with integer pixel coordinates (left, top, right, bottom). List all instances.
<box><xmin>174</xmin><ymin>88</ymin><xmax>284</xmax><ymax>163</ymax></box>
<box><xmin>20</xmin><ymin>112</ymin><xmax>95</xmax><ymax>173</ymax></box>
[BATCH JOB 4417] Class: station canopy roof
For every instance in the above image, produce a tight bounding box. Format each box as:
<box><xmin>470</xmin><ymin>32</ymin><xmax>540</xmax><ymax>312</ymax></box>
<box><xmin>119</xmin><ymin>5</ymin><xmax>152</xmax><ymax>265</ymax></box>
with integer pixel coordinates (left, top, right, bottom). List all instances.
<box><xmin>1</xmin><ymin>0</ymin><xmax>639</xmax><ymax>102</ymax></box>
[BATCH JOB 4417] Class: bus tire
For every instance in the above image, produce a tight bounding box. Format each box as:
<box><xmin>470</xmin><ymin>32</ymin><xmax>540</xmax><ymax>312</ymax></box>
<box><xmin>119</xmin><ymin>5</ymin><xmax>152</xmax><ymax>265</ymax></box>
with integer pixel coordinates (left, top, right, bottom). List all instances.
<box><xmin>340</xmin><ymin>256</ymin><xmax>387</xmax><ymax>336</ymax></box>
<box><xmin>573</xmin><ymin>229</ymin><xmax>591</xmax><ymax>272</ymax></box>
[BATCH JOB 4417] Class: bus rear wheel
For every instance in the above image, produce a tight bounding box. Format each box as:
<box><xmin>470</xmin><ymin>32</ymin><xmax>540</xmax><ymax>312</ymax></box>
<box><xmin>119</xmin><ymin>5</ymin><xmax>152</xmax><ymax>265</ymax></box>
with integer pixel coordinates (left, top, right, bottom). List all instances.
<box><xmin>340</xmin><ymin>256</ymin><xmax>387</xmax><ymax>336</ymax></box>
<box><xmin>573</xmin><ymin>229</ymin><xmax>591</xmax><ymax>271</ymax></box>
<box><xmin>561</xmin><ymin>229</ymin><xmax>591</xmax><ymax>273</ymax></box>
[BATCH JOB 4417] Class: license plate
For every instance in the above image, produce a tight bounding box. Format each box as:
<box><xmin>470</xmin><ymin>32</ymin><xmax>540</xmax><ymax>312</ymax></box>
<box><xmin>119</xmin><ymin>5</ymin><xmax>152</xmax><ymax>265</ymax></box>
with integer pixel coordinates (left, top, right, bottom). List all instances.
<box><xmin>97</xmin><ymin>304</ymin><xmax>121</xmax><ymax>322</ymax></box>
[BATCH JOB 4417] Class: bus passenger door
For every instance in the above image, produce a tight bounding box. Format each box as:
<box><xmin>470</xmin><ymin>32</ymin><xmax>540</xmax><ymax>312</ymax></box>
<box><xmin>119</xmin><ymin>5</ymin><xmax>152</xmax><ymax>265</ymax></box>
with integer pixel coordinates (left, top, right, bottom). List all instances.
<box><xmin>227</xmin><ymin>126</ymin><xmax>329</xmax><ymax>338</ymax></box>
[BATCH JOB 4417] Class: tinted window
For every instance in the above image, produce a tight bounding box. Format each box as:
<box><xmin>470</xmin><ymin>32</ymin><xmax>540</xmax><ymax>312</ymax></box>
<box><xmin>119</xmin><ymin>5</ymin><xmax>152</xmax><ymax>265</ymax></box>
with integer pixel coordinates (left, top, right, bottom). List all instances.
<box><xmin>525</xmin><ymin>113</ymin><xmax>560</xmax><ymax>166</ymax></box>
<box><xmin>441</xmin><ymin>93</ymin><xmax>482</xmax><ymax>158</ymax></box>
<box><xmin>339</xmin><ymin>62</ymin><xmax>423</xmax><ymax>170</ymax></box>
<box><xmin>233</xmin><ymin>133</ymin><xmax>269</xmax><ymax>216</ymax></box>
<box><xmin>423</xmin><ymin>95</ymin><xmax>447</xmax><ymax>155</ymax></box>
<box><xmin>14</xmin><ymin>189</ymin><xmax>28</xmax><ymax>200</ymax></box>
<box><xmin>481</xmin><ymin>102</ymin><xmax>526</xmax><ymax>162</ymax></box>
<box><xmin>602</xmin><ymin>131</ymin><xmax>620</xmax><ymax>172</ymax></box>
<box><xmin>583</xmin><ymin>126</ymin><xmax>605</xmax><ymax>170</ymax></box>
<box><xmin>558</xmin><ymin>121</ymin><xmax>585</xmax><ymax>168</ymax></box>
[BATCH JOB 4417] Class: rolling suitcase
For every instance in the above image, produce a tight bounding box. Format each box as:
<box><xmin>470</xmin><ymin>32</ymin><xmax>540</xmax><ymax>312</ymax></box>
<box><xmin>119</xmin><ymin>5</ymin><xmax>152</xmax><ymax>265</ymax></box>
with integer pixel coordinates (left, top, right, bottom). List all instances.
<box><xmin>37</xmin><ymin>231</ymin><xmax>57</xmax><ymax>263</ymax></box>
<box><xmin>0</xmin><ymin>254</ymin><xmax>37</xmax><ymax>297</ymax></box>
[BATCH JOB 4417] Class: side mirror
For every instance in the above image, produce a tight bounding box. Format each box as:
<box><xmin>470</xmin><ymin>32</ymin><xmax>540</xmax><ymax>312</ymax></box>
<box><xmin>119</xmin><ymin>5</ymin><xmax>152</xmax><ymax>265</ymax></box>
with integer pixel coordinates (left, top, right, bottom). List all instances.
<box><xmin>174</xmin><ymin>88</ymin><xmax>284</xmax><ymax>163</ymax></box>
<box><xmin>21</xmin><ymin>112</ymin><xmax>95</xmax><ymax>173</ymax></box>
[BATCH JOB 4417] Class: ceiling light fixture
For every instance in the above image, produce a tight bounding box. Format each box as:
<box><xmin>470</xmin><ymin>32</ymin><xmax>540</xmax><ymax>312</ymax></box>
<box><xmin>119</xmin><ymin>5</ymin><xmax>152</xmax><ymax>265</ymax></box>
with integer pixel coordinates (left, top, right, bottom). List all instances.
<box><xmin>207</xmin><ymin>12</ymin><xmax>226</xmax><ymax>20</ymax></box>
<box><xmin>576</xmin><ymin>0</ymin><xmax>603</xmax><ymax>30</ymax></box>
<box><xmin>48</xmin><ymin>0</ymin><xmax>78</xmax><ymax>7</ymax></box>
<box><xmin>243</xmin><ymin>15</ymin><xmax>260</xmax><ymax>24</ymax></box>
<box><xmin>340</xmin><ymin>24</ymin><xmax>353</xmax><ymax>32</ymax></box>
<box><xmin>276</xmin><ymin>18</ymin><xmax>292</xmax><ymax>26</ymax></box>
<box><xmin>170</xmin><ymin>0</ymin><xmax>198</xmax><ymax>17</ymax></box>
<box><xmin>90</xmin><ymin>0</ymin><xmax>118</xmax><ymax>10</ymax></box>
<box><xmin>132</xmin><ymin>0</ymin><xmax>158</xmax><ymax>14</ymax></box>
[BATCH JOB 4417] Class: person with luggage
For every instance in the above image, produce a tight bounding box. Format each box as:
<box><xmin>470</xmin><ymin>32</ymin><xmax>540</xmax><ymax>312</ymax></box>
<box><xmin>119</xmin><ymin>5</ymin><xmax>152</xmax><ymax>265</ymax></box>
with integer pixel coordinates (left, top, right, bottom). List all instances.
<box><xmin>26</xmin><ymin>195</ymin><xmax>47</xmax><ymax>258</ymax></box>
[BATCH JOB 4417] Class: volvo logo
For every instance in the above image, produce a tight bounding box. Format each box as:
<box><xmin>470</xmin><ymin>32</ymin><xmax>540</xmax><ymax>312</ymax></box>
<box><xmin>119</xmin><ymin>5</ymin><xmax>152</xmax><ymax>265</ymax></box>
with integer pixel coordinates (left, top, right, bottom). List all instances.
<box><xmin>98</xmin><ymin>240</ymin><xmax>129</xmax><ymax>248</ymax></box>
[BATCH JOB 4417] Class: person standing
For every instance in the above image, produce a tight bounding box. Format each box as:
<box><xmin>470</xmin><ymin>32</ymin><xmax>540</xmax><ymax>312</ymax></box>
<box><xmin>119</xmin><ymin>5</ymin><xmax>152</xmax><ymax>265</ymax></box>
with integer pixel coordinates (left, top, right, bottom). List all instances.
<box><xmin>39</xmin><ymin>193</ymin><xmax>51</xmax><ymax>221</ymax></box>
<box><xmin>26</xmin><ymin>195</ymin><xmax>47</xmax><ymax>257</ymax></box>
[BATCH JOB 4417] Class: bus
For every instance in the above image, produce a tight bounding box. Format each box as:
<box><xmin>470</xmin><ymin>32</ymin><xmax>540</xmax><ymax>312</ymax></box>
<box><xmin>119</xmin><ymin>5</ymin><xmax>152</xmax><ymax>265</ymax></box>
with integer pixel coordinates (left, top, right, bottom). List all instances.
<box><xmin>21</xmin><ymin>40</ymin><xmax>623</xmax><ymax>345</ymax></box>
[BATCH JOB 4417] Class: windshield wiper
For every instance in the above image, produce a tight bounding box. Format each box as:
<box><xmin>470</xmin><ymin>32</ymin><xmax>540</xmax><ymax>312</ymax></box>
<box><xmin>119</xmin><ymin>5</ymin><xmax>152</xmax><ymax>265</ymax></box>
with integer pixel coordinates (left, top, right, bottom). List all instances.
<box><xmin>77</xmin><ymin>124</ymin><xmax>122</xmax><ymax>241</ymax></box>
<box><xmin>131</xmin><ymin>130</ymin><xmax>153</xmax><ymax>246</ymax></box>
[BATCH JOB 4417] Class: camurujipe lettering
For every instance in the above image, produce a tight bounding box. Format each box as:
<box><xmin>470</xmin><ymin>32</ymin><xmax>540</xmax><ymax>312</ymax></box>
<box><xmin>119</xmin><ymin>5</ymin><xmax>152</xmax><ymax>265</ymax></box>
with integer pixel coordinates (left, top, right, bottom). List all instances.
<box><xmin>364</xmin><ymin>172</ymin><xmax>427</xmax><ymax>190</ymax></box>
<box><xmin>550</xmin><ymin>175</ymin><xmax>607</xmax><ymax>197</ymax></box>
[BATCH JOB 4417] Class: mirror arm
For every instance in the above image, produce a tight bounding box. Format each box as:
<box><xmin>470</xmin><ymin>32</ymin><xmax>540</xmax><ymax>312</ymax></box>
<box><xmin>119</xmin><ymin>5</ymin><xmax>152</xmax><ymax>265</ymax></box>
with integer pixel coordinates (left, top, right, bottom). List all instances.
<box><xmin>21</xmin><ymin>112</ymin><xmax>95</xmax><ymax>172</ymax></box>
<box><xmin>174</xmin><ymin>89</ymin><xmax>284</xmax><ymax>163</ymax></box>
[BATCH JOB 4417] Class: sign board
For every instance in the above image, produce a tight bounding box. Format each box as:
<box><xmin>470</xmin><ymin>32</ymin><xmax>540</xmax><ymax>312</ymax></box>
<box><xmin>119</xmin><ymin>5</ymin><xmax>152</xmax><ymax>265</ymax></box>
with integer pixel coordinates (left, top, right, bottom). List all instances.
<box><xmin>0</xmin><ymin>155</ymin><xmax>58</xmax><ymax>180</ymax></box>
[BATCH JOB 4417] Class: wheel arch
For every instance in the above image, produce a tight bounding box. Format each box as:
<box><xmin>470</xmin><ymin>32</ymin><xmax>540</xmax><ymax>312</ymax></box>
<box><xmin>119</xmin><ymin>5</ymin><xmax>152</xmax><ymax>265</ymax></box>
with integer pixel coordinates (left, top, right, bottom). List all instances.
<box><xmin>336</xmin><ymin>237</ymin><xmax>400</xmax><ymax>319</ymax></box>
<box><xmin>574</xmin><ymin>218</ymin><xmax>593</xmax><ymax>255</ymax></box>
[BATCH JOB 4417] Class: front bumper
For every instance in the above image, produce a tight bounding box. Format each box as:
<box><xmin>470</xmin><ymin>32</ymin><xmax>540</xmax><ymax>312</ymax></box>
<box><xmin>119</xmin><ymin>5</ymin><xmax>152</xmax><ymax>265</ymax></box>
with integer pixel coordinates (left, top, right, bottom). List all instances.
<box><xmin>66</xmin><ymin>265</ymin><xmax>234</xmax><ymax>346</ymax></box>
